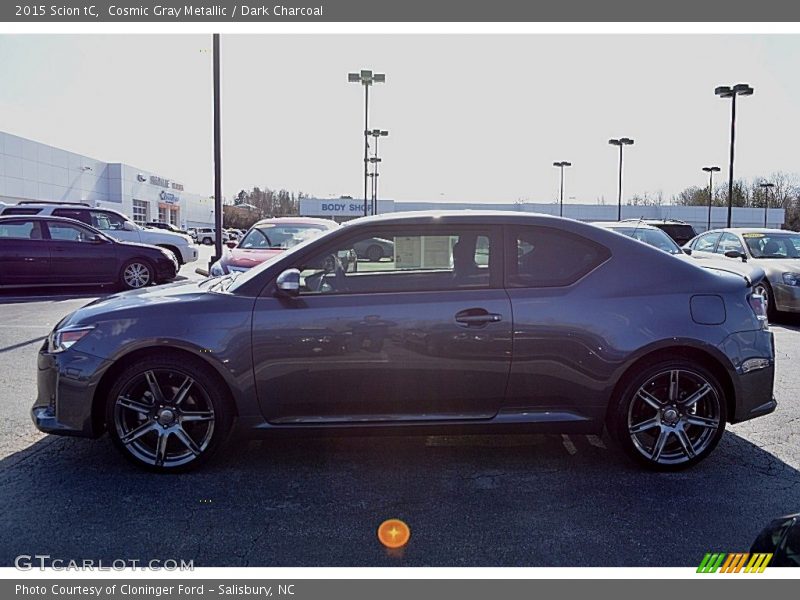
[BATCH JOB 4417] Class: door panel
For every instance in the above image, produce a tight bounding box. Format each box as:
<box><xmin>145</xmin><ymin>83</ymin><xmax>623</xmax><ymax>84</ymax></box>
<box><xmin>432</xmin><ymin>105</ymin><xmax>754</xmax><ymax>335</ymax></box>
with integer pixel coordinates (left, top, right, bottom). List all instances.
<box><xmin>45</xmin><ymin>221</ymin><xmax>118</xmax><ymax>284</ymax></box>
<box><xmin>0</xmin><ymin>220</ymin><xmax>50</xmax><ymax>284</ymax></box>
<box><xmin>252</xmin><ymin>289</ymin><xmax>512</xmax><ymax>423</ymax></box>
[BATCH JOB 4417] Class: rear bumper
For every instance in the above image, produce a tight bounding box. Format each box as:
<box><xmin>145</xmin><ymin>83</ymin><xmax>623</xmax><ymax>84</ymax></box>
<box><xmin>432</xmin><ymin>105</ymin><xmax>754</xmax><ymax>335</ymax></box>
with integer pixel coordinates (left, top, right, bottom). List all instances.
<box><xmin>31</xmin><ymin>347</ymin><xmax>112</xmax><ymax>438</ymax></box>
<box><xmin>718</xmin><ymin>329</ymin><xmax>777</xmax><ymax>424</ymax></box>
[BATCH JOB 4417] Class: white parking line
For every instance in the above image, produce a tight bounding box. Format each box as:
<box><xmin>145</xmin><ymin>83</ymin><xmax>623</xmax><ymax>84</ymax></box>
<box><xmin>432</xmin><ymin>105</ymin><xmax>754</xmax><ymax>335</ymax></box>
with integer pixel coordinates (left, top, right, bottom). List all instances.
<box><xmin>561</xmin><ymin>434</ymin><xmax>578</xmax><ymax>455</ymax></box>
<box><xmin>586</xmin><ymin>435</ymin><xmax>607</xmax><ymax>449</ymax></box>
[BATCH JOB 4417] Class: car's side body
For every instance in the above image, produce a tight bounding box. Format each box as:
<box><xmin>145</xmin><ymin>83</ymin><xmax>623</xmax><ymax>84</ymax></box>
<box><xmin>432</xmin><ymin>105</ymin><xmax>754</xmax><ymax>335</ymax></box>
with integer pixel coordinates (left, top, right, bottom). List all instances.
<box><xmin>0</xmin><ymin>215</ymin><xmax>178</xmax><ymax>288</ymax></box>
<box><xmin>32</xmin><ymin>212</ymin><xmax>775</xmax><ymax>459</ymax></box>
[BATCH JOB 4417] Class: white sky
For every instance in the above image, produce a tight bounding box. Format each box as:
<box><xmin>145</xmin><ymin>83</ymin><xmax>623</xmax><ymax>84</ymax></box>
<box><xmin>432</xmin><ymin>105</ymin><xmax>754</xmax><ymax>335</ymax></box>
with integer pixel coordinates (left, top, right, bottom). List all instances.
<box><xmin>1</xmin><ymin>34</ymin><xmax>799</xmax><ymax>204</ymax></box>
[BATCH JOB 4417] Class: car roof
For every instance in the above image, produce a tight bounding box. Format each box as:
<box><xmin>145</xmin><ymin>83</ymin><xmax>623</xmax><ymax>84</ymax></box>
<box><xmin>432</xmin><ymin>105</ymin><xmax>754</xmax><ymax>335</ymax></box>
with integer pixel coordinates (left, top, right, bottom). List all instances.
<box><xmin>591</xmin><ymin>221</ymin><xmax>659</xmax><ymax>230</ymax></box>
<box><xmin>703</xmin><ymin>228</ymin><xmax>790</xmax><ymax>235</ymax></box>
<box><xmin>0</xmin><ymin>214</ymin><xmax>94</xmax><ymax>223</ymax></box>
<box><xmin>252</xmin><ymin>217</ymin><xmax>338</xmax><ymax>227</ymax></box>
<box><xmin>339</xmin><ymin>209</ymin><xmax>580</xmax><ymax>227</ymax></box>
<box><xmin>2</xmin><ymin>203</ymin><xmax>126</xmax><ymax>216</ymax></box>
<box><xmin>621</xmin><ymin>218</ymin><xmax>691</xmax><ymax>225</ymax></box>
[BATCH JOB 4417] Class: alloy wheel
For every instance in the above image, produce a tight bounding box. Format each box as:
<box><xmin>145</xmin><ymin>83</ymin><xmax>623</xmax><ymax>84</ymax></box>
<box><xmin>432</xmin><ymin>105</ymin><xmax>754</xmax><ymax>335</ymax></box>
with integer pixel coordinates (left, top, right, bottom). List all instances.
<box><xmin>113</xmin><ymin>369</ymin><xmax>216</xmax><ymax>468</ymax></box>
<box><xmin>123</xmin><ymin>262</ymin><xmax>151</xmax><ymax>288</ymax></box>
<box><xmin>627</xmin><ymin>369</ymin><xmax>721</xmax><ymax>466</ymax></box>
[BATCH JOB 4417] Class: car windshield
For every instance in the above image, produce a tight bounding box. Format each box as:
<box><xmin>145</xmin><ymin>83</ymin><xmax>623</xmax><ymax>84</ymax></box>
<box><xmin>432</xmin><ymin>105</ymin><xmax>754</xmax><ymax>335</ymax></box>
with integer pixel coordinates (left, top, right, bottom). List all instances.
<box><xmin>609</xmin><ymin>226</ymin><xmax>683</xmax><ymax>254</ymax></box>
<box><xmin>239</xmin><ymin>224</ymin><xmax>327</xmax><ymax>250</ymax></box>
<box><xmin>743</xmin><ymin>233</ymin><xmax>800</xmax><ymax>259</ymax></box>
<box><xmin>227</xmin><ymin>227</ymin><xmax>339</xmax><ymax>293</ymax></box>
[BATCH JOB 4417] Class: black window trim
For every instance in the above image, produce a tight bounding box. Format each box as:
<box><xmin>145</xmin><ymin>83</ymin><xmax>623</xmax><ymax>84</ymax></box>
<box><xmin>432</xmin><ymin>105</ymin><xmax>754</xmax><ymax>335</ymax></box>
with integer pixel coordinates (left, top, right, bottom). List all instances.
<box><xmin>503</xmin><ymin>224</ymin><xmax>612</xmax><ymax>289</ymax></box>
<box><xmin>261</xmin><ymin>223</ymin><xmax>505</xmax><ymax>298</ymax></box>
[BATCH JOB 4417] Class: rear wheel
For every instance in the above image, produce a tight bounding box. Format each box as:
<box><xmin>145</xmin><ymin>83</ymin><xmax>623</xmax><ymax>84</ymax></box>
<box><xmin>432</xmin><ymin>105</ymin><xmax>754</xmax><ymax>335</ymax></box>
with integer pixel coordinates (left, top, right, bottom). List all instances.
<box><xmin>202</xmin><ymin>237</ymin><xmax>213</xmax><ymax>246</ymax></box>
<box><xmin>105</xmin><ymin>355</ymin><xmax>232</xmax><ymax>472</ymax></box>
<box><xmin>609</xmin><ymin>360</ymin><xmax>726</xmax><ymax>471</ymax></box>
<box><xmin>120</xmin><ymin>259</ymin><xmax>153</xmax><ymax>290</ymax></box>
<box><xmin>366</xmin><ymin>244</ymin><xmax>384</xmax><ymax>262</ymax></box>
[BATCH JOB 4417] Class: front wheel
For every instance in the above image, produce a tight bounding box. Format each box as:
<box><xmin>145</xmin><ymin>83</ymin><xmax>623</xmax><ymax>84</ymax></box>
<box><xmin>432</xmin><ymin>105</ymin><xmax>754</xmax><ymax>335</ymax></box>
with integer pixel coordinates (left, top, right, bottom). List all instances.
<box><xmin>609</xmin><ymin>360</ymin><xmax>727</xmax><ymax>471</ymax></box>
<box><xmin>120</xmin><ymin>259</ymin><xmax>154</xmax><ymax>290</ymax></box>
<box><xmin>105</xmin><ymin>355</ymin><xmax>232</xmax><ymax>472</ymax></box>
<box><xmin>753</xmin><ymin>280</ymin><xmax>777</xmax><ymax>321</ymax></box>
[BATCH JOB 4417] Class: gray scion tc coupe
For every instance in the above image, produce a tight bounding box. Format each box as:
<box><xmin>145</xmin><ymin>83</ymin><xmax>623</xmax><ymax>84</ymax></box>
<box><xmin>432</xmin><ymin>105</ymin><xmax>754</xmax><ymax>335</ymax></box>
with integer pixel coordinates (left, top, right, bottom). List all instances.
<box><xmin>31</xmin><ymin>211</ymin><xmax>776</xmax><ymax>472</ymax></box>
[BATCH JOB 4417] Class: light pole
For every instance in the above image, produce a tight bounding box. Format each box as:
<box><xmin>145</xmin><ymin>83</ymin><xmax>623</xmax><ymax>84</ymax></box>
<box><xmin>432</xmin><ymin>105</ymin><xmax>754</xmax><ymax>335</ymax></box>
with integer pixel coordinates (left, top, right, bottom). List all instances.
<box><xmin>369</xmin><ymin>129</ymin><xmax>388</xmax><ymax>215</ymax></box>
<box><xmin>702</xmin><ymin>166</ymin><xmax>721</xmax><ymax>231</ymax></box>
<box><xmin>715</xmin><ymin>83</ymin><xmax>754</xmax><ymax>228</ymax></box>
<box><xmin>348</xmin><ymin>70</ymin><xmax>385</xmax><ymax>217</ymax></box>
<box><xmin>552</xmin><ymin>161</ymin><xmax>572</xmax><ymax>217</ymax></box>
<box><xmin>760</xmin><ymin>182</ymin><xmax>774</xmax><ymax>228</ymax></box>
<box><xmin>210</xmin><ymin>33</ymin><xmax>223</xmax><ymax>272</ymax></box>
<box><xmin>608</xmin><ymin>138</ymin><xmax>634</xmax><ymax>220</ymax></box>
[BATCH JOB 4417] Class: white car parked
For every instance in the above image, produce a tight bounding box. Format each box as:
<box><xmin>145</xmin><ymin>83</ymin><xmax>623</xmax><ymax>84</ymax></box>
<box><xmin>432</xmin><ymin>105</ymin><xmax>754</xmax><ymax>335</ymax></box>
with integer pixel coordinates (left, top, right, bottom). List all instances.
<box><xmin>0</xmin><ymin>202</ymin><xmax>197</xmax><ymax>265</ymax></box>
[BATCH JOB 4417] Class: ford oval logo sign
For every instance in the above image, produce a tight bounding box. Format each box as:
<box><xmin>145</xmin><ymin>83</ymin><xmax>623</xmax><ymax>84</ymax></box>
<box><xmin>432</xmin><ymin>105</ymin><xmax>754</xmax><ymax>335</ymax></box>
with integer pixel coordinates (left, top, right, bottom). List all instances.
<box><xmin>159</xmin><ymin>190</ymin><xmax>179</xmax><ymax>204</ymax></box>
<box><xmin>136</xmin><ymin>173</ymin><xmax>147</xmax><ymax>182</ymax></box>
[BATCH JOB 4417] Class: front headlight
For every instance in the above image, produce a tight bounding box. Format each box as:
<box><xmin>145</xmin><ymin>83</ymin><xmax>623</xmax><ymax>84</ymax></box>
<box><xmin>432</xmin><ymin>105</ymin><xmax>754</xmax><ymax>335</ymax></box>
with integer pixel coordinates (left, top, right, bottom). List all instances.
<box><xmin>209</xmin><ymin>261</ymin><xmax>227</xmax><ymax>277</ymax></box>
<box><xmin>47</xmin><ymin>326</ymin><xmax>95</xmax><ymax>353</ymax></box>
<box><xmin>782</xmin><ymin>272</ymin><xmax>800</xmax><ymax>286</ymax></box>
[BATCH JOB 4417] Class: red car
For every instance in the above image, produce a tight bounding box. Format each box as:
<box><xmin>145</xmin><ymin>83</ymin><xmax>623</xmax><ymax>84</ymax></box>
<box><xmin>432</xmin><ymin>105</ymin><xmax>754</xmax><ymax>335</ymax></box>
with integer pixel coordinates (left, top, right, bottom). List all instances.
<box><xmin>209</xmin><ymin>217</ymin><xmax>340</xmax><ymax>276</ymax></box>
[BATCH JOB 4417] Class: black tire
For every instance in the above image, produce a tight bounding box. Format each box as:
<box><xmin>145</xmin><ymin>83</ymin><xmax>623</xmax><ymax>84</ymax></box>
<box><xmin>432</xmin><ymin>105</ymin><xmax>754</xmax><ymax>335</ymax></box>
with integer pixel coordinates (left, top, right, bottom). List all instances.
<box><xmin>753</xmin><ymin>280</ymin><xmax>777</xmax><ymax>322</ymax></box>
<box><xmin>119</xmin><ymin>259</ymin><xmax>154</xmax><ymax>290</ymax></box>
<box><xmin>366</xmin><ymin>244</ymin><xmax>383</xmax><ymax>262</ymax></box>
<box><xmin>202</xmin><ymin>237</ymin><xmax>213</xmax><ymax>246</ymax></box>
<box><xmin>608</xmin><ymin>359</ymin><xmax>727</xmax><ymax>471</ymax></box>
<box><xmin>105</xmin><ymin>354</ymin><xmax>233</xmax><ymax>473</ymax></box>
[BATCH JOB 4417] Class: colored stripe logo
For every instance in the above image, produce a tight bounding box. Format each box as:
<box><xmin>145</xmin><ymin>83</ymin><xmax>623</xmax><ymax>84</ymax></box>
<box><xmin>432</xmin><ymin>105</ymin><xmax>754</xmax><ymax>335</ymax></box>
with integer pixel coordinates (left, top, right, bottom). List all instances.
<box><xmin>697</xmin><ymin>552</ymin><xmax>772</xmax><ymax>573</ymax></box>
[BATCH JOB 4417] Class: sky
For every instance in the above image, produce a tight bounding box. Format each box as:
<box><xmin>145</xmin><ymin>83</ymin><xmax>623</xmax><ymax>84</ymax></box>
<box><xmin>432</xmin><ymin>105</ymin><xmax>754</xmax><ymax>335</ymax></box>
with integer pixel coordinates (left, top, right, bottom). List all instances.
<box><xmin>1</xmin><ymin>34</ymin><xmax>800</xmax><ymax>204</ymax></box>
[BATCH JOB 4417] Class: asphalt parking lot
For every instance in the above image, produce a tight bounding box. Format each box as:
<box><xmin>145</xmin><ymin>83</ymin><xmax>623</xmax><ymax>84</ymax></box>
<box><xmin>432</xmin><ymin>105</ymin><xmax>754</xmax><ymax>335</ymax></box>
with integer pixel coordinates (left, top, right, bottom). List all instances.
<box><xmin>0</xmin><ymin>245</ymin><xmax>798</xmax><ymax>567</ymax></box>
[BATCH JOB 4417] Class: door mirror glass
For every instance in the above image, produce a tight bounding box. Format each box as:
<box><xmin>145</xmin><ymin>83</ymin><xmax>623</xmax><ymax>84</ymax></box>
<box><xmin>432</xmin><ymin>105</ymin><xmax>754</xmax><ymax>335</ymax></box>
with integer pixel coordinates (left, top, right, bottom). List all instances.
<box><xmin>275</xmin><ymin>268</ymin><xmax>301</xmax><ymax>297</ymax></box>
<box><xmin>724</xmin><ymin>249</ymin><xmax>744</xmax><ymax>259</ymax></box>
<box><xmin>682</xmin><ymin>247</ymin><xmax>693</xmax><ymax>255</ymax></box>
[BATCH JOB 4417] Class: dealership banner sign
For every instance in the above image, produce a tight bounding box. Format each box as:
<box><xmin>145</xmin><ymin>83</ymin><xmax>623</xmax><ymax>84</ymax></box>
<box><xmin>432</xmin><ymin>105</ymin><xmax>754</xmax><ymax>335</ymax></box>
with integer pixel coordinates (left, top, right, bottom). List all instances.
<box><xmin>5</xmin><ymin>0</ymin><xmax>800</xmax><ymax>22</ymax></box>
<box><xmin>4</xmin><ymin>580</ymin><xmax>796</xmax><ymax>599</ymax></box>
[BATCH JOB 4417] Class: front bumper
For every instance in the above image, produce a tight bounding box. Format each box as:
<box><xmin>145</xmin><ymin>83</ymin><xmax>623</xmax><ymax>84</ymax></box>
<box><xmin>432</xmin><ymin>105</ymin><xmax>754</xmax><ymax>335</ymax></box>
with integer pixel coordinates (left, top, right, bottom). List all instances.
<box><xmin>178</xmin><ymin>245</ymin><xmax>198</xmax><ymax>264</ymax></box>
<box><xmin>773</xmin><ymin>282</ymin><xmax>800</xmax><ymax>313</ymax></box>
<box><xmin>31</xmin><ymin>346</ymin><xmax>112</xmax><ymax>438</ymax></box>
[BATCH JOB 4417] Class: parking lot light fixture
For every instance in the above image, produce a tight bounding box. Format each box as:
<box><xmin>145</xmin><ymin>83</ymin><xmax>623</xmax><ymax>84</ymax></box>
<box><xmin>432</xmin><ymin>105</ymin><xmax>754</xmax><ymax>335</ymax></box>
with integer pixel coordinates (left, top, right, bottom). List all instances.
<box><xmin>716</xmin><ymin>83</ymin><xmax>754</xmax><ymax>228</ymax></box>
<box><xmin>702</xmin><ymin>166</ymin><xmax>721</xmax><ymax>230</ymax></box>
<box><xmin>608</xmin><ymin>138</ymin><xmax>634</xmax><ymax>220</ymax></box>
<box><xmin>369</xmin><ymin>129</ymin><xmax>389</xmax><ymax>215</ymax></box>
<box><xmin>348</xmin><ymin>70</ymin><xmax>386</xmax><ymax>217</ymax></box>
<box><xmin>760</xmin><ymin>182</ymin><xmax>775</xmax><ymax>227</ymax></box>
<box><xmin>552</xmin><ymin>161</ymin><xmax>572</xmax><ymax>218</ymax></box>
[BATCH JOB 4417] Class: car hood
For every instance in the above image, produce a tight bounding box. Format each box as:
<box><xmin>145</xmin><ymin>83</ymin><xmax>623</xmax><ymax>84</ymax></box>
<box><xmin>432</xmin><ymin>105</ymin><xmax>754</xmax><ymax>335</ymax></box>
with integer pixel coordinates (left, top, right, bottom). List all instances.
<box><xmin>61</xmin><ymin>279</ymin><xmax>208</xmax><ymax>328</ymax></box>
<box><xmin>749</xmin><ymin>257</ymin><xmax>800</xmax><ymax>276</ymax></box>
<box><xmin>140</xmin><ymin>229</ymin><xmax>192</xmax><ymax>244</ymax></box>
<box><xmin>222</xmin><ymin>247</ymin><xmax>284</xmax><ymax>268</ymax></box>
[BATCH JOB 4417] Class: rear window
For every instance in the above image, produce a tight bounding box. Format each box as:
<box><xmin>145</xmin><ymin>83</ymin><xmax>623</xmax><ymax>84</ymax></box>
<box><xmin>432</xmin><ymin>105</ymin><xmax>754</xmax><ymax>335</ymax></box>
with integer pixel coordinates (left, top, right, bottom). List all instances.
<box><xmin>655</xmin><ymin>224</ymin><xmax>696</xmax><ymax>243</ymax></box>
<box><xmin>508</xmin><ymin>226</ymin><xmax>610</xmax><ymax>288</ymax></box>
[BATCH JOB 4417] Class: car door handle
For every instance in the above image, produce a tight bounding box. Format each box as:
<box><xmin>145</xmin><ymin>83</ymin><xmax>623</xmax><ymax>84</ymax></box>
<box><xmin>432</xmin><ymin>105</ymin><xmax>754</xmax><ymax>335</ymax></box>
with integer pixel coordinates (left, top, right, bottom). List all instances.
<box><xmin>455</xmin><ymin>309</ymin><xmax>503</xmax><ymax>327</ymax></box>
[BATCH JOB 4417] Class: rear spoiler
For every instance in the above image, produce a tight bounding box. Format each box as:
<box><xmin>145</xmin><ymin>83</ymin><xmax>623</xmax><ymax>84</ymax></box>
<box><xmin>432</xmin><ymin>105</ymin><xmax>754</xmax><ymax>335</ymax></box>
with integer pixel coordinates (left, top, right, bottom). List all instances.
<box><xmin>701</xmin><ymin>264</ymin><xmax>766</xmax><ymax>288</ymax></box>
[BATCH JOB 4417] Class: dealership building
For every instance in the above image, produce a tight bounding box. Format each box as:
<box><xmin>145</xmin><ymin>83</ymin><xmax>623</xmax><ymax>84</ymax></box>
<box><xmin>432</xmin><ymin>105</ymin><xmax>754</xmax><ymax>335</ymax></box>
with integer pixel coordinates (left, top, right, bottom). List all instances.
<box><xmin>0</xmin><ymin>130</ymin><xmax>214</xmax><ymax>229</ymax></box>
<box><xmin>299</xmin><ymin>197</ymin><xmax>786</xmax><ymax>232</ymax></box>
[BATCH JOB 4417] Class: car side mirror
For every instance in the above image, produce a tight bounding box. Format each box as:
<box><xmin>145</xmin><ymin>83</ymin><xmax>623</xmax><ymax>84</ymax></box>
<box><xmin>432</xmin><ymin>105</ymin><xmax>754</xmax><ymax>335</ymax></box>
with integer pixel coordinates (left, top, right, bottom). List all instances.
<box><xmin>682</xmin><ymin>247</ymin><xmax>693</xmax><ymax>255</ymax></box>
<box><xmin>225</xmin><ymin>240</ymin><xmax>237</xmax><ymax>249</ymax></box>
<box><xmin>275</xmin><ymin>268</ymin><xmax>301</xmax><ymax>297</ymax></box>
<box><xmin>90</xmin><ymin>234</ymin><xmax>107</xmax><ymax>244</ymax></box>
<box><xmin>724</xmin><ymin>250</ymin><xmax>747</xmax><ymax>262</ymax></box>
<box><xmin>122</xmin><ymin>222</ymin><xmax>136</xmax><ymax>231</ymax></box>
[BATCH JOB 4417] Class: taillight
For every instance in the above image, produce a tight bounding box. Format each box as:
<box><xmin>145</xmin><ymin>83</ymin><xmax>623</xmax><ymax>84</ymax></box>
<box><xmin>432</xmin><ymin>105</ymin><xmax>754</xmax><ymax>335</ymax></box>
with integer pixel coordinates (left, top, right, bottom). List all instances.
<box><xmin>749</xmin><ymin>293</ymin><xmax>768</xmax><ymax>326</ymax></box>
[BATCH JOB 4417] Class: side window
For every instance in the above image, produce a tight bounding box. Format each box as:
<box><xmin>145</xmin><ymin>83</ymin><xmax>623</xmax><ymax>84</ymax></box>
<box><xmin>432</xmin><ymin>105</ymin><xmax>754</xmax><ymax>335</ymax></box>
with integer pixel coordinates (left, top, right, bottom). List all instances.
<box><xmin>508</xmin><ymin>226</ymin><xmax>609</xmax><ymax>288</ymax></box>
<box><xmin>295</xmin><ymin>228</ymin><xmax>494</xmax><ymax>295</ymax></box>
<box><xmin>1</xmin><ymin>207</ymin><xmax>42</xmax><ymax>216</ymax></box>
<box><xmin>0</xmin><ymin>220</ymin><xmax>43</xmax><ymax>240</ymax></box>
<box><xmin>716</xmin><ymin>233</ymin><xmax>744</xmax><ymax>255</ymax></box>
<box><xmin>693</xmin><ymin>232</ymin><xmax>721</xmax><ymax>252</ymax></box>
<box><xmin>46</xmin><ymin>221</ymin><xmax>95</xmax><ymax>243</ymax></box>
<box><xmin>52</xmin><ymin>209</ymin><xmax>92</xmax><ymax>225</ymax></box>
<box><xmin>90</xmin><ymin>210</ymin><xmax>125</xmax><ymax>231</ymax></box>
